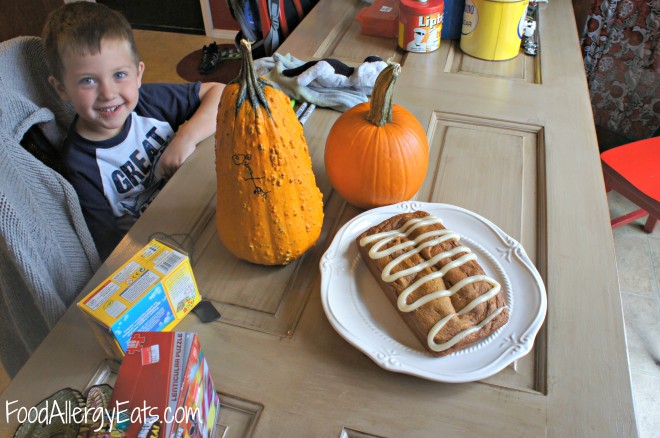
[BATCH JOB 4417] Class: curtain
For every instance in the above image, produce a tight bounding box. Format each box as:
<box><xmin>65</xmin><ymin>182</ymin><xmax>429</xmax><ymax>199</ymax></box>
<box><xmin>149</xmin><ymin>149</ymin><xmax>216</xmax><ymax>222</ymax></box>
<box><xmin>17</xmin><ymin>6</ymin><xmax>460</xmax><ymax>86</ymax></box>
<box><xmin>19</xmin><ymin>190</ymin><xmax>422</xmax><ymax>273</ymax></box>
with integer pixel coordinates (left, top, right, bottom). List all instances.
<box><xmin>580</xmin><ymin>0</ymin><xmax>659</xmax><ymax>141</ymax></box>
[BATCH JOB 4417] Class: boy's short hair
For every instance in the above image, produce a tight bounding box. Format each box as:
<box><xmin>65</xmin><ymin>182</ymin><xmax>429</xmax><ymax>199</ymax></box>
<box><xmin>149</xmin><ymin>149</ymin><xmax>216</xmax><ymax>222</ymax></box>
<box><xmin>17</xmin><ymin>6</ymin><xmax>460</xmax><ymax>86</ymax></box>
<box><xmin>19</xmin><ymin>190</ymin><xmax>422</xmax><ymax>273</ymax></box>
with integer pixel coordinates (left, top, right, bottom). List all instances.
<box><xmin>43</xmin><ymin>1</ymin><xmax>140</xmax><ymax>81</ymax></box>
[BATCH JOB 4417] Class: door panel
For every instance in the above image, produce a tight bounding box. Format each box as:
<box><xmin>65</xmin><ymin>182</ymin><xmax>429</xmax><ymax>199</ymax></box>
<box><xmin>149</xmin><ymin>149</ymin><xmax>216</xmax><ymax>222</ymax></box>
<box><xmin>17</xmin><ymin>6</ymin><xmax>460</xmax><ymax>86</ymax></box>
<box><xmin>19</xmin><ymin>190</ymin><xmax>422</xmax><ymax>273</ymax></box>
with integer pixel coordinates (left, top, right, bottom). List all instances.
<box><xmin>270</xmin><ymin>0</ymin><xmax>635</xmax><ymax>435</ymax></box>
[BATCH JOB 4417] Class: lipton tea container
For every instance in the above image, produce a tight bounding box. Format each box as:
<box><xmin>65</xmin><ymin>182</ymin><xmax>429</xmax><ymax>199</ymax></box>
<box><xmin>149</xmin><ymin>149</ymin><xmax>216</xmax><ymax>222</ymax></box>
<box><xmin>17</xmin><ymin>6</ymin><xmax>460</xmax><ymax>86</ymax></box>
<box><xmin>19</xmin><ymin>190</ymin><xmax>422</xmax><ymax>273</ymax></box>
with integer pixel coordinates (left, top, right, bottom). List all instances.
<box><xmin>460</xmin><ymin>0</ymin><xmax>529</xmax><ymax>61</ymax></box>
<box><xmin>398</xmin><ymin>0</ymin><xmax>444</xmax><ymax>53</ymax></box>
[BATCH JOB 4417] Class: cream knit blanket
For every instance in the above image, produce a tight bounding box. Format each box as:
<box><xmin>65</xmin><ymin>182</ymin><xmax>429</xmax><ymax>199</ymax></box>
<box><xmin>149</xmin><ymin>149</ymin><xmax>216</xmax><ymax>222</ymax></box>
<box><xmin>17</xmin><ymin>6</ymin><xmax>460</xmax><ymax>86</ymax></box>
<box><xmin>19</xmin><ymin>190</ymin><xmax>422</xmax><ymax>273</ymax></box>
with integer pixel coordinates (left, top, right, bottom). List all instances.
<box><xmin>0</xmin><ymin>36</ymin><xmax>100</xmax><ymax>377</ymax></box>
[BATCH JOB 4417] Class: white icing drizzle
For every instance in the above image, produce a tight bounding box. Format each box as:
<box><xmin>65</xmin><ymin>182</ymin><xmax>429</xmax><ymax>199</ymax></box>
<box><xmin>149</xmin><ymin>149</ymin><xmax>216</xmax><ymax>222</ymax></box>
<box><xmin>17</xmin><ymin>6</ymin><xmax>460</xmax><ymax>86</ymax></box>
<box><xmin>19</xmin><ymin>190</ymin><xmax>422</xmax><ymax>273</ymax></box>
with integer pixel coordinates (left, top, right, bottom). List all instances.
<box><xmin>359</xmin><ymin>214</ymin><xmax>505</xmax><ymax>353</ymax></box>
<box><xmin>428</xmin><ymin>306</ymin><xmax>505</xmax><ymax>352</ymax></box>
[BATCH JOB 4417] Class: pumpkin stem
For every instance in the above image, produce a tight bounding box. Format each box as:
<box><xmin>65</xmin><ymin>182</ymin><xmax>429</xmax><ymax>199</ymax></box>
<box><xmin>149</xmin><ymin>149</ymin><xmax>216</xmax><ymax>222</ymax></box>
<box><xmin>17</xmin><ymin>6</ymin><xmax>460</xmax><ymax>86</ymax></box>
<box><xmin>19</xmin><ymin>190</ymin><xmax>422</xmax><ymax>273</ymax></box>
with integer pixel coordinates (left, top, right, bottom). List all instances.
<box><xmin>366</xmin><ymin>62</ymin><xmax>401</xmax><ymax>127</ymax></box>
<box><xmin>234</xmin><ymin>39</ymin><xmax>271</xmax><ymax>117</ymax></box>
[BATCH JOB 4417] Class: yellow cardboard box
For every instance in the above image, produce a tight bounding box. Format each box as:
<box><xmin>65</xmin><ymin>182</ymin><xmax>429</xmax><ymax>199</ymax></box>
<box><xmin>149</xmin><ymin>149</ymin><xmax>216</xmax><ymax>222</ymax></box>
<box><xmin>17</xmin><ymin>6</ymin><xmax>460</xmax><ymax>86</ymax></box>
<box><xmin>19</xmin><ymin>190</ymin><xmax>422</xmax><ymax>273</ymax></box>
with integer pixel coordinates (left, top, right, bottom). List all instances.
<box><xmin>77</xmin><ymin>239</ymin><xmax>201</xmax><ymax>358</ymax></box>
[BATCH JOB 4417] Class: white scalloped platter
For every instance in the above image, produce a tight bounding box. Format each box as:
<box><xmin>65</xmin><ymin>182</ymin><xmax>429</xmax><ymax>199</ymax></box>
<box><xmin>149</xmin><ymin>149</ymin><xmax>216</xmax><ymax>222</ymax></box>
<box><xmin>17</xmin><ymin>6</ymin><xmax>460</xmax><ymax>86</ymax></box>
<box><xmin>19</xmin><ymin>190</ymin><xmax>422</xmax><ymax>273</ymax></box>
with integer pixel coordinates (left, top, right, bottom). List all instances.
<box><xmin>319</xmin><ymin>201</ymin><xmax>547</xmax><ymax>383</ymax></box>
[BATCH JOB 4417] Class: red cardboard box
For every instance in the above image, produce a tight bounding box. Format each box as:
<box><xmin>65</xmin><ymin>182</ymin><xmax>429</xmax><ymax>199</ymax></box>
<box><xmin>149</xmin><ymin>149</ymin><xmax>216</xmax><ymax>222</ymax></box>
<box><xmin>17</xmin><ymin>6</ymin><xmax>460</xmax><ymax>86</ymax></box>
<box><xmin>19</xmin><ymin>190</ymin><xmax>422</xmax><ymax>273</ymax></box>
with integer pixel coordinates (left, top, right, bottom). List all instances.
<box><xmin>109</xmin><ymin>332</ymin><xmax>220</xmax><ymax>437</ymax></box>
<box><xmin>355</xmin><ymin>0</ymin><xmax>400</xmax><ymax>38</ymax></box>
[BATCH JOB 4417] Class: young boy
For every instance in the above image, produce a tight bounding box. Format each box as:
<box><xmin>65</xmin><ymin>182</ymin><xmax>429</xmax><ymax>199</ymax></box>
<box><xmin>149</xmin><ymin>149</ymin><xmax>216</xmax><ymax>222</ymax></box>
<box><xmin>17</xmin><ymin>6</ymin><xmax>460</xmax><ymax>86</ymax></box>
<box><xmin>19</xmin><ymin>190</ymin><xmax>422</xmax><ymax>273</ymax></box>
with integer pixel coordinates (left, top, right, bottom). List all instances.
<box><xmin>43</xmin><ymin>2</ymin><xmax>225</xmax><ymax>260</ymax></box>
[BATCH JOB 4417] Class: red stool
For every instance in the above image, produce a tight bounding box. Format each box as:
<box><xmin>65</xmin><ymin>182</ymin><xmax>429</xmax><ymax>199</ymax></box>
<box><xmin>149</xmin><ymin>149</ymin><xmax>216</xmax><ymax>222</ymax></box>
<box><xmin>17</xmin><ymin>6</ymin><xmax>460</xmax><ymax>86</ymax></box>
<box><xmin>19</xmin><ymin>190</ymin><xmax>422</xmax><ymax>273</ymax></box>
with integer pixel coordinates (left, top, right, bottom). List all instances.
<box><xmin>601</xmin><ymin>137</ymin><xmax>660</xmax><ymax>233</ymax></box>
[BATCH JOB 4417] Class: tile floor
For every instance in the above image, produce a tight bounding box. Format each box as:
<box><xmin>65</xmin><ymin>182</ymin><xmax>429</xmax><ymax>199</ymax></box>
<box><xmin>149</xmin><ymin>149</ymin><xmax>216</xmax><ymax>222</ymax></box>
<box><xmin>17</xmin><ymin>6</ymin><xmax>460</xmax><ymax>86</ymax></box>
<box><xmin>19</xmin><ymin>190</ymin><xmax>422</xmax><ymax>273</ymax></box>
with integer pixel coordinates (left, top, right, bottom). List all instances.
<box><xmin>607</xmin><ymin>191</ymin><xmax>660</xmax><ymax>438</ymax></box>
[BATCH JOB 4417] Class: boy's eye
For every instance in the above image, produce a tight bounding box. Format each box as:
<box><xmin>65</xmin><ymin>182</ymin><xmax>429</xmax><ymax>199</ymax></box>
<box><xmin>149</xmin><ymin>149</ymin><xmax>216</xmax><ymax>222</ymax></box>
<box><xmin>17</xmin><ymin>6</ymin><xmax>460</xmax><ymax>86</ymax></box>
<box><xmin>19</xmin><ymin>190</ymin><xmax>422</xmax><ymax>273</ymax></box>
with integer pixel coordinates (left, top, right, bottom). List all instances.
<box><xmin>114</xmin><ymin>71</ymin><xmax>128</xmax><ymax>79</ymax></box>
<box><xmin>79</xmin><ymin>77</ymin><xmax>97</xmax><ymax>85</ymax></box>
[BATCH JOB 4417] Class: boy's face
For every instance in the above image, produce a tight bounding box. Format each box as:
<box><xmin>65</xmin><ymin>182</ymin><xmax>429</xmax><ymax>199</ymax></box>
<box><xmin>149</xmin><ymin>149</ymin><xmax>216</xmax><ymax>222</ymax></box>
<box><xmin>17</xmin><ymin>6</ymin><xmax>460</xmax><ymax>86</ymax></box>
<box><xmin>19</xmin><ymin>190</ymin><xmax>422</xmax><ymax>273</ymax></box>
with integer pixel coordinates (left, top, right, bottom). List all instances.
<box><xmin>49</xmin><ymin>37</ymin><xmax>145</xmax><ymax>141</ymax></box>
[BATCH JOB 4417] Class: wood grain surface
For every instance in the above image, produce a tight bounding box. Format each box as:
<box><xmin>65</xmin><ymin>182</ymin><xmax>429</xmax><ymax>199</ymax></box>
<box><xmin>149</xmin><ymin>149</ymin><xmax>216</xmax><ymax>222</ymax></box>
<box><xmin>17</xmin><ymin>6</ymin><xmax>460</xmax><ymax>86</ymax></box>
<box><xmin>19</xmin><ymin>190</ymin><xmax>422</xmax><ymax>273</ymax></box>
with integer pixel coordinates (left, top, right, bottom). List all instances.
<box><xmin>0</xmin><ymin>0</ymin><xmax>636</xmax><ymax>436</ymax></box>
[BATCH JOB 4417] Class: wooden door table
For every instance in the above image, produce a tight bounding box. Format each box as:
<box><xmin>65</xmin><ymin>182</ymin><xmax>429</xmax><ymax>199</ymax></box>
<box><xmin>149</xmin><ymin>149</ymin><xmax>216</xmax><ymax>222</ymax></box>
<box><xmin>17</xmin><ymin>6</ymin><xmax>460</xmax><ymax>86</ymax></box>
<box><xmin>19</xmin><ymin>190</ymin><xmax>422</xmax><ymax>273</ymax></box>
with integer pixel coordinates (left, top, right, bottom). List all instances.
<box><xmin>0</xmin><ymin>0</ymin><xmax>637</xmax><ymax>436</ymax></box>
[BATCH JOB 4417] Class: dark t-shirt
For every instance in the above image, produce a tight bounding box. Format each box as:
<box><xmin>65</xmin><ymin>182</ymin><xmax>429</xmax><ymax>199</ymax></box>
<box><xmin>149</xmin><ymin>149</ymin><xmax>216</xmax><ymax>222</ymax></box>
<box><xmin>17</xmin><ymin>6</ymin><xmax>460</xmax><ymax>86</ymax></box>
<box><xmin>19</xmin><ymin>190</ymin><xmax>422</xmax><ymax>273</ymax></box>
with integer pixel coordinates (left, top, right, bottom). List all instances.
<box><xmin>63</xmin><ymin>82</ymin><xmax>201</xmax><ymax>260</ymax></box>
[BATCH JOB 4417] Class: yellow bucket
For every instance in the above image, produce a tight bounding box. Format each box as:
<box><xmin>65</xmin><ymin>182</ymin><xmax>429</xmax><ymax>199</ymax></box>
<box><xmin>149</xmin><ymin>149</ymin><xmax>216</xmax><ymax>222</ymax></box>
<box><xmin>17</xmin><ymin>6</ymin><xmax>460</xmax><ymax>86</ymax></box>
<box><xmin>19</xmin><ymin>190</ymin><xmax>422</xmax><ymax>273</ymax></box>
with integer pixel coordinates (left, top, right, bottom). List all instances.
<box><xmin>460</xmin><ymin>0</ymin><xmax>529</xmax><ymax>61</ymax></box>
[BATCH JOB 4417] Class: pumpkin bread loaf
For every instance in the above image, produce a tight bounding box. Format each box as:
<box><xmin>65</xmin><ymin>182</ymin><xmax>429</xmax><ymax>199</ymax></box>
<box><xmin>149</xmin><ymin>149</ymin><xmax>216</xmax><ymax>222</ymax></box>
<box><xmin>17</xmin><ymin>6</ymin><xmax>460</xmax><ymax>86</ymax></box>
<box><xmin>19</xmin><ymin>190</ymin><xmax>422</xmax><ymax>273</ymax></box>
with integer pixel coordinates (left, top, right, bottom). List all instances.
<box><xmin>357</xmin><ymin>211</ymin><xmax>509</xmax><ymax>357</ymax></box>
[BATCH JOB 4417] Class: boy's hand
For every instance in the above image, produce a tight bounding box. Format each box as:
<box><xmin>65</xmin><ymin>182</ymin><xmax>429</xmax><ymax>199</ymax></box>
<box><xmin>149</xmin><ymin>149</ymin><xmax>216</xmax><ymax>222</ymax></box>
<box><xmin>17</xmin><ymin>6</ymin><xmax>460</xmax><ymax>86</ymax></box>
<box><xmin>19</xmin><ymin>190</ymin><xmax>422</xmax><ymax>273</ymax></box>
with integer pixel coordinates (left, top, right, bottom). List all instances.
<box><xmin>156</xmin><ymin>133</ymin><xmax>197</xmax><ymax>180</ymax></box>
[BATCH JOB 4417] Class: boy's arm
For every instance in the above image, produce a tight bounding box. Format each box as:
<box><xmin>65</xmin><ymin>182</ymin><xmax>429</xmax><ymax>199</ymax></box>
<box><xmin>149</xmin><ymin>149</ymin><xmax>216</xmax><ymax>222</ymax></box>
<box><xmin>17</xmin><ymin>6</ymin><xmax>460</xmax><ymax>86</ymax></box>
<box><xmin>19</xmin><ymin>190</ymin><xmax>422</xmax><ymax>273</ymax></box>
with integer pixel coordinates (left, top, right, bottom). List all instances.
<box><xmin>157</xmin><ymin>82</ymin><xmax>225</xmax><ymax>179</ymax></box>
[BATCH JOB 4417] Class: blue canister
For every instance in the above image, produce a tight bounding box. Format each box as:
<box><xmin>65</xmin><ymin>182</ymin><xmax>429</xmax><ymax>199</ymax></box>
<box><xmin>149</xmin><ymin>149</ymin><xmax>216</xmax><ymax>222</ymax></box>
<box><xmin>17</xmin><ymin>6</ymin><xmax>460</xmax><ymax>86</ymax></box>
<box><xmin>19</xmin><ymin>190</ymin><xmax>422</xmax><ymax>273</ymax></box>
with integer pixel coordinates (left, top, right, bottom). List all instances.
<box><xmin>442</xmin><ymin>0</ymin><xmax>465</xmax><ymax>39</ymax></box>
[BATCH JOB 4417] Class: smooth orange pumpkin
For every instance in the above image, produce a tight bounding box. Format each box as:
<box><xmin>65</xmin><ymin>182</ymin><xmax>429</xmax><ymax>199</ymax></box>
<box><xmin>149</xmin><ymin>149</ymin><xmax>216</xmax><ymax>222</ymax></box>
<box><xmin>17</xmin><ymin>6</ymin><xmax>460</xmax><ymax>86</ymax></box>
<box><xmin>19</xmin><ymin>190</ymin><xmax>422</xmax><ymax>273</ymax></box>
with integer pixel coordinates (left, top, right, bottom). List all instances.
<box><xmin>215</xmin><ymin>40</ymin><xmax>324</xmax><ymax>265</ymax></box>
<box><xmin>324</xmin><ymin>62</ymin><xmax>429</xmax><ymax>209</ymax></box>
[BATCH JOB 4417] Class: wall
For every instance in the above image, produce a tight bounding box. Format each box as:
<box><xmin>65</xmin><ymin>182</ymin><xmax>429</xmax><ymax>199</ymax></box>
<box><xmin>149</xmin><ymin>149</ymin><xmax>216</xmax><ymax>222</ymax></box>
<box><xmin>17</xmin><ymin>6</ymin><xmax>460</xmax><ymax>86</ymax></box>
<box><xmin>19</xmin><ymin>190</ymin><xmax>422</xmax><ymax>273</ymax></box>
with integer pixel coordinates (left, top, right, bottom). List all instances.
<box><xmin>211</xmin><ymin>0</ymin><xmax>240</xmax><ymax>32</ymax></box>
<box><xmin>97</xmin><ymin>0</ymin><xmax>206</xmax><ymax>34</ymax></box>
<box><xmin>0</xmin><ymin>0</ymin><xmax>63</xmax><ymax>42</ymax></box>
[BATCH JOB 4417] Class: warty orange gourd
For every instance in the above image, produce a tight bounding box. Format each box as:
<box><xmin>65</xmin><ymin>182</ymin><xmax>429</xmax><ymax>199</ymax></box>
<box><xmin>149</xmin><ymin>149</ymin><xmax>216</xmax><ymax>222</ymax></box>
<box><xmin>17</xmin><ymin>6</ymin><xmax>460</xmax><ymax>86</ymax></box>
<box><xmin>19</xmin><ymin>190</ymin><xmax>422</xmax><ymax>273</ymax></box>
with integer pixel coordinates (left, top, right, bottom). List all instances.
<box><xmin>215</xmin><ymin>40</ymin><xmax>324</xmax><ymax>265</ymax></box>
